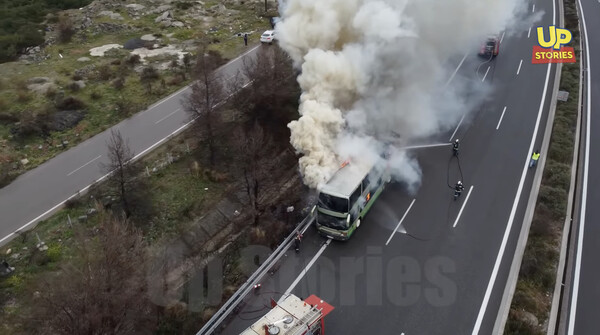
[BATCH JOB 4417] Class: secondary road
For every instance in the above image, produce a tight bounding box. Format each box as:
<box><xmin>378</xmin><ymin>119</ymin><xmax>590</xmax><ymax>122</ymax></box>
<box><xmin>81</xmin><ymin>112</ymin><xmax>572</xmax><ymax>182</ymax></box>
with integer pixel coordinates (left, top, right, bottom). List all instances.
<box><xmin>563</xmin><ymin>0</ymin><xmax>600</xmax><ymax>333</ymax></box>
<box><xmin>215</xmin><ymin>1</ymin><xmax>559</xmax><ymax>334</ymax></box>
<box><xmin>0</xmin><ymin>44</ymin><xmax>264</xmax><ymax>246</ymax></box>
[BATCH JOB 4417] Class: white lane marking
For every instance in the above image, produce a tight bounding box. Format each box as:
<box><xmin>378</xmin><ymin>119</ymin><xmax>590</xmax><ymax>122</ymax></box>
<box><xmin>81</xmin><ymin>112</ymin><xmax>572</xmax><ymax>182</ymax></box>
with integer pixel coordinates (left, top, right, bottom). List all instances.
<box><xmin>282</xmin><ymin>238</ymin><xmax>331</xmax><ymax>297</ymax></box>
<box><xmin>569</xmin><ymin>0</ymin><xmax>591</xmax><ymax>330</ymax></box>
<box><xmin>445</xmin><ymin>53</ymin><xmax>468</xmax><ymax>87</ymax></box>
<box><xmin>453</xmin><ymin>186</ymin><xmax>474</xmax><ymax>228</ymax></box>
<box><xmin>517</xmin><ymin>59</ymin><xmax>523</xmax><ymax>75</ymax></box>
<box><xmin>401</xmin><ymin>143</ymin><xmax>452</xmax><ymax>150</ymax></box>
<box><xmin>528</xmin><ymin>27</ymin><xmax>532</xmax><ymax>38</ymax></box>
<box><xmin>449</xmin><ymin>114</ymin><xmax>466</xmax><ymax>142</ymax></box>
<box><xmin>532</xmin><ymin>4</ymin><xmax>535</xmax><ymax>12</ymax></box>
<box><xmin>471</xmin><ymin>5</ymin><xmax>554</xmax><ymax>331</ymax></box>
<box><xmin>482</xmin><ymin>66</ymin><xmax>491</xmax><ymax>82</ymax></box>
<box><xmin>496</xmin><ymin>106</ymin><xmax>508</xmax><ymax>130</ymax></box>
<box><xmin>67</xmin><ymin>155</ymin><xmax>102</xmax><ymax>176</ymax></box>
<box><xmin>155</xmin><ymin>108</ymin><xmax>181</xmax><ymax>124</ymax></box>
<box><xmin>386</xmin><ymin>199</ymin><xmax>416</xmax><ymax>246</ymax></box>
<box><xmin>500</xmin><ymin>31</ymin><xmax>506</xmax><ymax>44</ymax></box>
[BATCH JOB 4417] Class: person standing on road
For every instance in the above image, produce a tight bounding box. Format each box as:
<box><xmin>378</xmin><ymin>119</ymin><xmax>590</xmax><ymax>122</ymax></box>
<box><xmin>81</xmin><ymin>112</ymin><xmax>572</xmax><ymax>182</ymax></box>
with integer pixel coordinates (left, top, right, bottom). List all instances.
<box><xmin>452</xmin><ymin>138</ymin><xmax>460</xmax><ymax>156</ymax></box>
<box><xmin>243</xmin><ymin>33</ymin><xmax>248</xmax><ymax>46</ymax></box>
<box><xmin>529</xmin><ymin>150</ymin><xmax>540</xmax><ymax>168</ymax></box>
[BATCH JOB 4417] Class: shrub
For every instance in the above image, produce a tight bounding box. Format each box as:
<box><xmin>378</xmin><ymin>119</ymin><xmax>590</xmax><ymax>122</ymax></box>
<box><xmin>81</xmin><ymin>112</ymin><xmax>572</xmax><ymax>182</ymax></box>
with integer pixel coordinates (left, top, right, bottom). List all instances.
<box><xmin>0</xmin><ymin>112</ymin><xmax>19</xmax><ymax>124</ymax></box>
<box><xmin>64</xmin><ymin>196</ymin><xmax>82</xmax><ymax>209</ymax></box>
<box><xmin>11</xmin><ymin>110</ymin><xmax>44</xmax><ymax>138</ymax></box>
<box><xmin>90</xmin><ymin>90</ymin><xmax>102</xmax><ymax>100</ymax></box>
<box><xmin>126</xmin><ymin>54</ymin><xmax>141</xmax><ymax>66</ymax></box>
<box><xmin>57</xmin><ymin>15</ymin><xmax>75</xmax><ymax>43</ymax></box>
<box><xmin>4</xmin><ymin>274</ymin><xmax>25</xmax><ymax>291</ymax></box>
<box><xmin>16</xmin><ymin>90</ymin><xmax>32</xmax><ymax>103</ymax></box>
<box><xmin>46</xmin><ymin>244</ymin><xmax>62</xmax><ymax>263</ymax></box>
<box><xmin>167</xmin><ymin>75</ymin><xmax>184</xmax><ymax>86</ymax></box>
<box><xmin>66</xmin><ymin>81</ymin><xmax>81</xmax><ymax>92</ymax></box>
<box><xmin>45</xmin><ymin>86</ymin><xmax>58</xmax><ymax>99</ymax></box>
<box><xmin>56</xmin><ymin>96</ymin><xmax>86</xmax><ymax>110</ymax></box>
<box><xmin>115</xmin><ymin>97</ymin><xmax>137</xmax><ymax>115</ymax></box>
<box><xmin>97</xmin><ymin>64</ymin><xmax>112</xmax><ymax>81</ymax></box>
<box><xmin>175</xmin><ymin>1</ymin><xmax>194</xmax><ymax>10</ymax></box>
<box><xmin>112</xmin><ymin>77</ymin><xmax>125</xmax><ymax>90</ymax></box>
<box><xmin>140</xmin><ymin>66</ymin><xmax>159</xmax><ymax>81</ymax></box>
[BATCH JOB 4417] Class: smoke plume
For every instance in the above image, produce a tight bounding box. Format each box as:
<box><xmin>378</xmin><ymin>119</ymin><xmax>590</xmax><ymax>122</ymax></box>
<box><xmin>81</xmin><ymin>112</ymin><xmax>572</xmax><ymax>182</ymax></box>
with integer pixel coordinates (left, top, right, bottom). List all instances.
<box><xmin>277</xmin><ymin>0</ymin><xmax>522</xmax><ymax>189</ymax></box>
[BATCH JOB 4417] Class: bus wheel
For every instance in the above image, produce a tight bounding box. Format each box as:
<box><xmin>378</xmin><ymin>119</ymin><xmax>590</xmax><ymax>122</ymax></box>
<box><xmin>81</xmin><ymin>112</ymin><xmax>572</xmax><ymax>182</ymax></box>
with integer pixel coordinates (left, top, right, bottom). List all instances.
<box><xmin>356</xmin><ymin>219</ymin><xmax>361</xmax><ymax>228</ymax></box>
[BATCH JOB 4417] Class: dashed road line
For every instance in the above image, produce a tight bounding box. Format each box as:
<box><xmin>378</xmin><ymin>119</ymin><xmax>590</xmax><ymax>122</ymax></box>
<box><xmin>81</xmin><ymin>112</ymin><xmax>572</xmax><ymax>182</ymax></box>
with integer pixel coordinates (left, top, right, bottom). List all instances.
<box><xmin>67</xmin><ymin>155</ymin><xmax>102</xmax><ymax>176</ymax></box>
<box><xmin>453</xmin><ymin>186</ymin><xmax>474</xmax><ymax>228</ymax></box>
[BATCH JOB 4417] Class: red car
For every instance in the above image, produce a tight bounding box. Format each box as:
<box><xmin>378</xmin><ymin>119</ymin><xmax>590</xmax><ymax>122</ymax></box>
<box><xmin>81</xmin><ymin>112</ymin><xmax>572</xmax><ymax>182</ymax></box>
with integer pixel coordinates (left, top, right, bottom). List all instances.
<box><xmin>479</xmin><ymin>36</ymin><xmax>500</xmax><ymax>57</ymax></box>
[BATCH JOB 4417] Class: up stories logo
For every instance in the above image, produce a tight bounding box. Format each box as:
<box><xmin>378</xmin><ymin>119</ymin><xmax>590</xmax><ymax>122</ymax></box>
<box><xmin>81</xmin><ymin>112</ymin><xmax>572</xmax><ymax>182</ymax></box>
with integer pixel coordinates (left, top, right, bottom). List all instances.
<box><xmin>532</xmin><ymin>26</ymin><xmax>576</xmax><ymax>64</ymax></box>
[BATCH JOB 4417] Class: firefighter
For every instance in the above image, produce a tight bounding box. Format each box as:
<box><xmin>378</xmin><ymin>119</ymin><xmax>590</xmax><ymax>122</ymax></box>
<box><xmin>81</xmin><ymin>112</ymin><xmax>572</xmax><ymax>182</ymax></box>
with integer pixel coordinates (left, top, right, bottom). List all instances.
<box><xmin>294</xmin><ymin>232</ymin><xmax>303</xmax><ymax>253</ymax></box>
<box><xmin>454</xmin><ymin>181</ymin><xmax>464</xmax><ymax>200</ymax></box>
<box><xmin>452</xmin><ymin>139</ymin><xmax>460</xmax><ymax>156</ymax></box>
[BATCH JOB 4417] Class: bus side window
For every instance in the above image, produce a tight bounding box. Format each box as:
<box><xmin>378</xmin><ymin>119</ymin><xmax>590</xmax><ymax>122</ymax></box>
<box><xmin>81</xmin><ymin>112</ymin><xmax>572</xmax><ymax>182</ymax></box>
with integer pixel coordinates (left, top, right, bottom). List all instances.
<box><xmin>350</xmin><ymin>186</ymin><xmax>361</xmax><ymax>209</ymax></box>
<box><xmin>361</xmin><ymin>179</ymin><xmax>370</xmax><ymax>194</ymax></box>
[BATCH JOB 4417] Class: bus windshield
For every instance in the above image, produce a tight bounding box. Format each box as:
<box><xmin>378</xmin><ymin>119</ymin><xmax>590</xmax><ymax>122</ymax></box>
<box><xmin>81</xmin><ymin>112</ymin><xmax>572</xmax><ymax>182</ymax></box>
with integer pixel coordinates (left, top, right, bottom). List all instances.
<box><xmin>318</xmin><ymin>193</ymin><xmax>349</xmax><ymax>213</ymax></box>
<box><xmin>317</xmin><ymin>212</ymin><xmax>348</xmax><ymax>230</ymax></box>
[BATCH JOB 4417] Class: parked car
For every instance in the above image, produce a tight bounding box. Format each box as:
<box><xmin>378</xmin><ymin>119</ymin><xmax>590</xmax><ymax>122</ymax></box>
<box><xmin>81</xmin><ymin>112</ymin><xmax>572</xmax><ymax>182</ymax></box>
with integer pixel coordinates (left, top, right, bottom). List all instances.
<box><xmin>260</xmin><ymin>30</ymin><xmax>277</xmax><ymax>44</ymax></box>
<box><xmin>479</xmin><ymin>35</ymin><xmax>500</xmax><ymax>57</ymax></box>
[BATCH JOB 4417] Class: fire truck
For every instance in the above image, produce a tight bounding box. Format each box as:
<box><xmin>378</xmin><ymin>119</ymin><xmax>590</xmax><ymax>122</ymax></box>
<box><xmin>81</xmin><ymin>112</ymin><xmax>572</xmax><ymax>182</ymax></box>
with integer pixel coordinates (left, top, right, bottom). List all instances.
<box><xmin>240</xmin><ymin>294</ymin><xmax>334</xmax><ymax>335</ymax></box>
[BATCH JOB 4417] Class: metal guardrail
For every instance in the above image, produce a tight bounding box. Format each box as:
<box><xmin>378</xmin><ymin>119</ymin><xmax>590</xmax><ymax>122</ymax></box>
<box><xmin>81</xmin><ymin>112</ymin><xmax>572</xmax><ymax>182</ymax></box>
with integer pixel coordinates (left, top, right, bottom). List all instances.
<box><xmin>196</xmin><ymin>213</ymin><xmax>316</xmax><ymax>335</ymax></box>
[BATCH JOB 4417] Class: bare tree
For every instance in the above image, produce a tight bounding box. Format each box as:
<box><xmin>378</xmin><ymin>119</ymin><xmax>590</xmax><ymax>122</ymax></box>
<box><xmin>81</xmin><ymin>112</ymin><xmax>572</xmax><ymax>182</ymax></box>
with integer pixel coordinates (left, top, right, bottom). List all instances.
<box><xmin>184</xmin><ymin>43</ymin><xmax>227</xmax><ymax>167</ymax></box>
<box><xmin>234</xmin><ymin>122</ymin><xmax>274</xmax><ymax>225</ymax></box>
<box><xmin>28</xmin><ymin>209</ymin><xmax>155</xmax><ymax>334</ymax></box>
<box><xmin>104</xmin><ymin>129</ymin><xmax>135</xmax><ymax>218</ymax></box>
<box><xmin>231</xmin><ymin>47</ymin><xmax>298</xmax><ymax>140</ymax></box>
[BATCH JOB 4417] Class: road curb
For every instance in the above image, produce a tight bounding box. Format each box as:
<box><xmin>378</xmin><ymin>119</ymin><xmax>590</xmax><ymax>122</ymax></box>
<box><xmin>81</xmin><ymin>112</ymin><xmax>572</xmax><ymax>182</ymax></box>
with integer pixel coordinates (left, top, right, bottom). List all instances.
<box><xmin>492</xmin><ymin>1</ymin><xmax>565</xmax><ymax>332</ymax></box>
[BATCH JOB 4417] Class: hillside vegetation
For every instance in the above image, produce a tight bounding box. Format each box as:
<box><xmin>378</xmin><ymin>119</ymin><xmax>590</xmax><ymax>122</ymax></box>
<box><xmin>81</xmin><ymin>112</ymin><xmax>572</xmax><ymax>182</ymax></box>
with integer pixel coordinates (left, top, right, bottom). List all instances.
<box><xmin>0</xmin><ymin>0</ymin><xmax>93</xmax><ymax>62</ymax></box>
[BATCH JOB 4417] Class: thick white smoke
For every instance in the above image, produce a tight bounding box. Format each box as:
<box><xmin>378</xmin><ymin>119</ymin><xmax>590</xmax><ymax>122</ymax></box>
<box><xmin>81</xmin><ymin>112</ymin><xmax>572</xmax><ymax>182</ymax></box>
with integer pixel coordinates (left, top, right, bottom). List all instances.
<box><xmin>277</xmin><ymin>0</ymin><xmax>523</xmax><ymax>189</ymax></box>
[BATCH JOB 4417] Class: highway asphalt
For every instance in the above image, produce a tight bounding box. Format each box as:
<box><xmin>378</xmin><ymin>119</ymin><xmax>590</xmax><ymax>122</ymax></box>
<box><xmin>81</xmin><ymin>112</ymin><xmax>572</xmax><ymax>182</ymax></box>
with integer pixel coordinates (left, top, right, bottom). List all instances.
<box><xmin>0</xmin><ymin>44</ymin><xmax>264</xmax><ymax>246</ymax></box>
<box><xmin>564</xmin><ymin>0</ymin><xmax>600</xmax><ymax>333</ymax></box>
<box><xmin>216</xmin><ymin>1</ymin><xmax>559</xmax><ymax>334</ymax></box>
